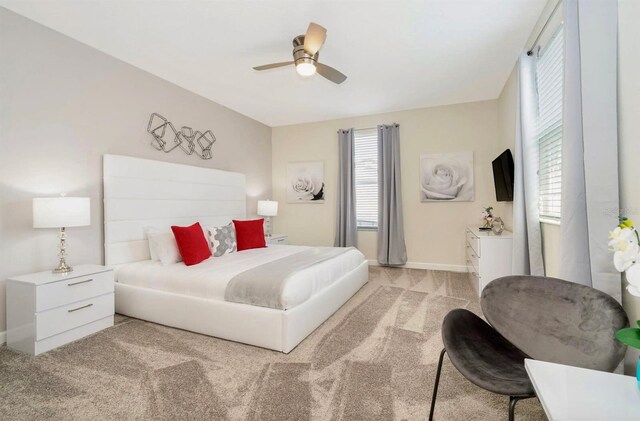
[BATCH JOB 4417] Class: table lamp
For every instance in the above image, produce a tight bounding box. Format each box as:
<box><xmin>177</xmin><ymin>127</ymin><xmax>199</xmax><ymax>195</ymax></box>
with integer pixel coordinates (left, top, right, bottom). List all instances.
<box><xmin>257</xmin><ymin>200</ymin><xmax>278</xmax><ymax>238</ymax></box>
<box><xmin>33</xmin><ymin>196</ymin><xmax>90</xmax><ymax>273</ymax></box>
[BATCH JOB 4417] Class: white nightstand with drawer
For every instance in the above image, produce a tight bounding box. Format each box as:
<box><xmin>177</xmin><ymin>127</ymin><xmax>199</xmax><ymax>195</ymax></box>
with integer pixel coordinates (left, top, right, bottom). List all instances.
<box><xmin>6</xmin><ymin>264</ymin><xmax>114</xmax><ymax>355</ymax></box>
<box><xmin>267</xmin><ymin>234</ymin><xmax>289</xmax><ymax>245</ymax></box>
<box><xmin>465</xmin><ymin>227</ymin><xmax>513</xmax><ymax>296</ymax></box>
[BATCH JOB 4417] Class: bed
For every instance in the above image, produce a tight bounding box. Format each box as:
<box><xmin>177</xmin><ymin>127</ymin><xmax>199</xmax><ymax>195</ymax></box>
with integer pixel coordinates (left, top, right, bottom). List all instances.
<box><xmin>104</xmin><ymin>154</ymin><xmax>368</xmax><ymax>353</ymax></box>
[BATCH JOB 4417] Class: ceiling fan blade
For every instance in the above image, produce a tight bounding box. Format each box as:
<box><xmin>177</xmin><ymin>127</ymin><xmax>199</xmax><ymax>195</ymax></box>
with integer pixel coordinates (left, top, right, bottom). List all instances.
<box><xmin>316</xmin><ymin>62</ymin><xmax>347</xmax><ymax>84</ymax></box>
<box><xmin>303</xmin><ymin>22</ymin><xmax>327</xmax><ymax>55</ymax></box>
<box><xmin>253</xmin><ymin>61</ymin><xmax>294</xmax><ymax>71</ymax></box>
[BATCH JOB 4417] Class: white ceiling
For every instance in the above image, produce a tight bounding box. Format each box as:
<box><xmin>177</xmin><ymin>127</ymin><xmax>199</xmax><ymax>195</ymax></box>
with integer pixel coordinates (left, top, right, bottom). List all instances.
<box><xmin>1</xmin><ymin>0</ymin><xmax>546</xmax><ymax>126</ymax></box>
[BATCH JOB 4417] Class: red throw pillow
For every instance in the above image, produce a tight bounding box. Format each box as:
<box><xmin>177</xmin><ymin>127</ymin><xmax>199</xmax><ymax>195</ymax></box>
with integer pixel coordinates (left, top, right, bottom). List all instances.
<box><xmin>171</xmin><ymin>223</ymin><xmax>211</xmax><ymax>266</ymax></box>
<box><xmin>233</xmin><ymin>219</ymin><xmax>266</xmax><ymax>251</ymax></box>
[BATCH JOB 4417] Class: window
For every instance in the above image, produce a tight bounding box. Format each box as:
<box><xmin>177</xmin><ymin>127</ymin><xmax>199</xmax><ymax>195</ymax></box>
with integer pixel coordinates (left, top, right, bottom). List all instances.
<box><xmin>354</xmin><ymin>128</ymin><xmax>378</xmax><ymax>229</ymax></box>
<box><xmin>536</xmin><ymin>26</ymin><xmax>564</xmax><ymax>221</ymax></box>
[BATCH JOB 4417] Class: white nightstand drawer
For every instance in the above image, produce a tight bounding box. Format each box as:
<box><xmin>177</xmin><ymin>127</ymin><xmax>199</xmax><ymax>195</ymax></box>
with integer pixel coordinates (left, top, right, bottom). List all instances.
<box><xmin>466</xmin><ymin>230</ymin><xmax>480</xmax><ymax>256</ymax></box>
<box><xmin>36</xmin><ymin>270</ymin><xmax>114</xmax><ymax>312</ymax></box>
<box><xmin>267</xmin><ymin>234</ymin><xmax>288</xmax><ymax>245</ymax></box>
<box><xmin>36</xmin><ymin>293</ymin><xmax>114</xmax><ymax>341</ymax></box>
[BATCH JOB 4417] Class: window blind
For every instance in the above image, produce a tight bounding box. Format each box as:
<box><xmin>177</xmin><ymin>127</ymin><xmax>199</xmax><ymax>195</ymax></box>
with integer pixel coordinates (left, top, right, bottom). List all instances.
<box><xmin>536</xmin><ymin>26</ymin><xmax>564</xmax><ymax>220</ymax></box>
<box><xmin>354</xmin><ymin>128</ymin><xmax>378</xmax><ymax>229</ymax></box>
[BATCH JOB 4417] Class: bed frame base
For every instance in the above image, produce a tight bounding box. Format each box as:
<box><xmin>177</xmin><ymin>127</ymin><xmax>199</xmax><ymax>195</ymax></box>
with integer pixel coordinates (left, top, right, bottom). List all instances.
<box><xmin>115</xmin><ymin>261</ymin><xmax>369</xmax><ymax>353</ymax></box>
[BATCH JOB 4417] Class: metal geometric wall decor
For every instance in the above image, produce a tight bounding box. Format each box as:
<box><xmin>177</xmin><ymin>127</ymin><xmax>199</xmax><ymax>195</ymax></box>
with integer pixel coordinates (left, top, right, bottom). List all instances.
<box><xmin>147</xmin><ymin>113</ymin><xmax>216</xmax><ymax>160</ymax></box>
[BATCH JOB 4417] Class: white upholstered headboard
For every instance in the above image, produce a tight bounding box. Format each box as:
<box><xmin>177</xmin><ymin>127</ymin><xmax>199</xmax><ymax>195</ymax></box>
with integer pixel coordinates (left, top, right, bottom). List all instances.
<box><xmin>103</xmin><ymin>154</ymin><xmax>246</xmax><ymax>266</ymax></box>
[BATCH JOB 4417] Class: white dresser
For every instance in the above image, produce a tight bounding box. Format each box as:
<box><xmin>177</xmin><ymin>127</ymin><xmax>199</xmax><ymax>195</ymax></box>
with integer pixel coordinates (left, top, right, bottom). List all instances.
<box><xmin>6</xmin><ymin>264</ymin><xmax>114</xmax><ymax>355</ymax></box>
<box><xmin>465</xmin><ymin>226</ymin><xmax>513</xmax><ymax>296</ymax></box>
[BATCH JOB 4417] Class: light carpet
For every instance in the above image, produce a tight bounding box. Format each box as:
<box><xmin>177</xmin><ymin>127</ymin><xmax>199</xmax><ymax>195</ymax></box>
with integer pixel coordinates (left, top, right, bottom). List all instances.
<box><xmin>0</xmin><ymin>267</ymin><xmax>546</xmax><ymax>420</ymax></box>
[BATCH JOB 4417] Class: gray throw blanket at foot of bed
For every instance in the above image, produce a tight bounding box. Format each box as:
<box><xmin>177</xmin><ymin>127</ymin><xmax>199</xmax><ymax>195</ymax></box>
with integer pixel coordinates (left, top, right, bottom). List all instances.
<box><xmin>224</xmin><ymin>247</ymin><xmax>353</xmax><ymax>310</ymax></box>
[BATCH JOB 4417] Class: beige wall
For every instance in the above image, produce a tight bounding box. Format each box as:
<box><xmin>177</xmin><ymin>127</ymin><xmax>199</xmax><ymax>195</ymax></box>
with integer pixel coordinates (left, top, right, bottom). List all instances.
<box><xmin>540</xmin><ymin>223</ymin><xmax>562</xmax><ymax>277</ymax></box>
<box><xmin>618</xmin><ymin>0</ymin><xmax>640</xmax><ymax>373</ymax></box>
<box><xmin>0</xmin><ymin>9</ymin><xmax>272</xmax><ymax>333</ymax></box>
<box><xmin>272</xmin><ymin>100</ymin><xmax>500</xmax><ymax>269</ymax></box>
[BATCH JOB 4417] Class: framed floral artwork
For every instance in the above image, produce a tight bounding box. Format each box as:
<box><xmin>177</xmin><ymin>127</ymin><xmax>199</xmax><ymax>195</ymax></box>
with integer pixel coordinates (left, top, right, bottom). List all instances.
<box><xmin>286</xmin><ymin>161</ymin><xmax>325</xmax><ymax>203</ymax></box>
<box><xmin>420</xmin><ymin>152</ymin><xmax>474</xmax><ymax>202</ymax></box>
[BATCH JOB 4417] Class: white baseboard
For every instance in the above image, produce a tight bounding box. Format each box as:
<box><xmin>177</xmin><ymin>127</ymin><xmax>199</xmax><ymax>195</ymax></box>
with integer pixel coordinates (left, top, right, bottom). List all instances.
<box><xmin>0</xmin><ymin>330</ymin><xmax>6</xmax><ymax>346</ymax></box>
<box><xmin>367</xmin><ymin>260</ymin><xmax>467</xmax><ymax>273</ymax></box>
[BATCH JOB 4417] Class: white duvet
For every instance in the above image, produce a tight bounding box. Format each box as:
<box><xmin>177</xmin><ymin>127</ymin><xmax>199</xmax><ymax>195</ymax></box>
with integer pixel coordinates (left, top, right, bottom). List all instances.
<box><xmin>115</xmin><ymin>245</ymin><xmax>365</xmax><ymax>310</ymax></box>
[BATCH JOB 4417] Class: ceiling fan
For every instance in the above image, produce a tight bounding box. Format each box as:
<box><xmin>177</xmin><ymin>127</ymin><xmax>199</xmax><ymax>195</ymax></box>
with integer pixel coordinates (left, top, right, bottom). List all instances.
<box><xmin>253</xmin><ymin>22</ymin><xmax>347</xmax><ymax>84</ymax></box>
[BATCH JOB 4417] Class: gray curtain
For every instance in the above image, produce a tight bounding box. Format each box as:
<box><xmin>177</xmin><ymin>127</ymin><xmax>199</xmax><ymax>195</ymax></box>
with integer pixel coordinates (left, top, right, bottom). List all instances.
<box><xmin>512</xmin><ymin>52</ymin><xmax>545</xmax><ymax>276</ymax></box>
<box><xmin>559</xmin><ymin>0</ymin><xmax>619</xmax><ymax>297</ymax></box>
<box><xmin>377</xmin><ymin>124</ymin><xmax>407</xmax><ymax>265</ymax></box>
<box><xmin>334</xmin><ymin>129</ymin><xmax>357</xmax><ymax>247</ymax></box>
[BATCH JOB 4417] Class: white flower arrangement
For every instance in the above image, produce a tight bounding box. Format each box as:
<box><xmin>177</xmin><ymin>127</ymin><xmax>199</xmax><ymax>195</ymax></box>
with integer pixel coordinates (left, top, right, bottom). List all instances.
<box><xmin>609</xmin><ymin>217</ymin><xmax>640</xmax><ymax>297</ymax></box>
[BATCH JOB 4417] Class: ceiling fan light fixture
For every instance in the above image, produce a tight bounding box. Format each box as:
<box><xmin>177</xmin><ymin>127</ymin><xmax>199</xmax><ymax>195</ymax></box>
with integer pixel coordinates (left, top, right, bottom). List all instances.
<box><xmin>253</xmin><ymin>22</ymin><xmax>346</xmax><ymax>84</ymax></box>
<box><xmin>296</xmin><ymin>62</ymin><xmax>316</xmax><ymax>77</ymax></box>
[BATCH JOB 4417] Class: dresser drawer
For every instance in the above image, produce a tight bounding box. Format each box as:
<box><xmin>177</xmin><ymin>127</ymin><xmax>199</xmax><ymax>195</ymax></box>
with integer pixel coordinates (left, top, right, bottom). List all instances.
<box><xmin>466</xmin><ymin>230</ymin><xmax>480</xmax><ymax>256</ymax></box>
<box><xmin>270</xmin><ymin>236</ymin><xmax>288</xmax><ymax>245</ymax></box>
<box><xmin>466</xmin><ymin>244</ymin><xmax>479</xmax><ymax>271</ymax></box>
<box><xmin>36</xmin><ymin>293</ymin><xmax>114</xmax><ymax>341</ymax></box>
<box><xmin>36</xmin><ymin>271</ymin><xmax>114</xmax><ymax>311</ymax></box>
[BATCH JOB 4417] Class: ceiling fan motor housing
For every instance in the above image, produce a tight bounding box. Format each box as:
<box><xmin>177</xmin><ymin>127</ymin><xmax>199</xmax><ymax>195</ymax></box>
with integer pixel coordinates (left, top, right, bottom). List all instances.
<box><xmin>293</xmin><ymin>35</ymin><xmax>318</xmax><ymax>66</ymax></box>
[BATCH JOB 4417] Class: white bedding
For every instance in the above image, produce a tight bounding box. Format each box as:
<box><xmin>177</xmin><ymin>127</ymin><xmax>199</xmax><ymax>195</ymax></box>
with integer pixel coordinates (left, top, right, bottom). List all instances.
<box><xmin>115</xmin><ymin>245</ymin><xmax>365</xmax><ymax>310</ymax></box>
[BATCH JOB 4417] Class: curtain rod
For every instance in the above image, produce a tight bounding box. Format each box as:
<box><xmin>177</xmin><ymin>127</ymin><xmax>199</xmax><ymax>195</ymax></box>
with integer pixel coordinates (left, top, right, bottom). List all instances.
<box><xmin>527</xmin><ymin>0</ymin><xmax>563</xmax><ymax>56</ymax></box>
<box><xmin>337</xmin><ymin>124</ymin><xmax>399</xmax><ymax>134</ymax></box>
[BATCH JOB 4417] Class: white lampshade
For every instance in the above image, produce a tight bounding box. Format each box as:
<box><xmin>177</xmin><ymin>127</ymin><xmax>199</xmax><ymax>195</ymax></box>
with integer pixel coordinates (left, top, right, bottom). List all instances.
<box><xmin>33</xmin><ymin>197</ymin><xmax>91</xmax><ymax>228</ymax></box>
<box><xmin>257</xmin><ymin>200</ymin><xmax>278</xmax><ymax>217</ymax></box>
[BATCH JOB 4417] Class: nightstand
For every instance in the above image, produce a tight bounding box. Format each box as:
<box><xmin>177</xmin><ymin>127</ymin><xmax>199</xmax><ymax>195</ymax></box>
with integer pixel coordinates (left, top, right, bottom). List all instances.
<box><xmin>6</xmin><ymin>264</ymin><xmax>114</xmax><ymax>355</ymax></box>
<box><xmin>266</xmin><ymin>234</ymin><xmax>289</xmax><ymax>245</ymax></box>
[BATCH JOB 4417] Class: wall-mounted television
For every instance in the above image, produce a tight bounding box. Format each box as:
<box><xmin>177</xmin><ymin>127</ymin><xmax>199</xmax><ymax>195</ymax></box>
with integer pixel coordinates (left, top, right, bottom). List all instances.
<box><xmin>492</xmin><ymin>149</ymin><xmax>514</xmax><ymax>202</ymax></box>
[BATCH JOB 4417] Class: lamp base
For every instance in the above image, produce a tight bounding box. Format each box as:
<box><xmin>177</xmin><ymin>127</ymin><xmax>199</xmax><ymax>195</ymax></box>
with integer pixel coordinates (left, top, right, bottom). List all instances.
<box><xmin>52</xmin><ymin>227</ymin><xmax>73</xmax><ymax>274</ymax></box>
<box><xmin>52</xmin><ymin>262</ymin><xmax>73</xmax><ymax>274</ymax></box>
<box><xmin>265</xmin><ymin>216</ymin><xmax>272</xmax><ymax>238</ymax></box>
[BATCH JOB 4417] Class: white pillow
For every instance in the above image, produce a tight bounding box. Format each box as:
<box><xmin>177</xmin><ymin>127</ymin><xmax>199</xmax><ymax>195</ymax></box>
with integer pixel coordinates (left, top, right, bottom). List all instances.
<box><xmin>145</xmin><ymin>228</ymin><xmax>182</xmax><ymax>265</ymax></box>
<box><xmin>146</xmin><ymin>229</ymin><xmax>159</xmax><ymax>261</ymax></box>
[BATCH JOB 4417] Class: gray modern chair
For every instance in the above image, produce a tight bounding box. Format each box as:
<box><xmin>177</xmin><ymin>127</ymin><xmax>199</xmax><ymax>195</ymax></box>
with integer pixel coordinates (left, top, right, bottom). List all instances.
<box><xmin>429</xmin><ymin>275</ymin><xmax>628</xmax><ymax>421</ymax></box>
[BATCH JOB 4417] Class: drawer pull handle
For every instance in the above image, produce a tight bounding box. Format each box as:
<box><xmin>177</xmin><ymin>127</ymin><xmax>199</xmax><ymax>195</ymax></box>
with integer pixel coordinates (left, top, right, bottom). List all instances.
<box><xmin>68</xmin><ymin>303</ymin><xmax>93</xmax><ymax>313</ymax></box>
<box><xmin>68</xmin><ymin>278</ymin><xmax>93</xmax><ymax>287</ymax></box>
